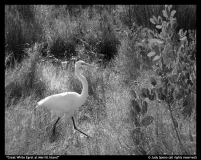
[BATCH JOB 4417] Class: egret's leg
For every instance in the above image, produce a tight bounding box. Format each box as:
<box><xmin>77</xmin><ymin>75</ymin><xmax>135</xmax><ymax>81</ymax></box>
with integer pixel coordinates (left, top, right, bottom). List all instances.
<box><xmin>71</xmin><ymin>116</ymin><xmax>89</xmax><ymax>137</ymax></box>
<box><xmin>53</xmin><ymin>117</ymin><xmax>60</xmax><ymax>134</ymax></box>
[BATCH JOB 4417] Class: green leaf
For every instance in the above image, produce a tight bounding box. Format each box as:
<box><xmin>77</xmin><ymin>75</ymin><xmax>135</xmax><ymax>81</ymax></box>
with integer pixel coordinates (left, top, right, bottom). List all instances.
<box><xmin>140</xmin><ymin>116</ymin><xmax>154</xmax><ymax>127</ymax></box>
<box><xmin>136</xmin><ymin>42</ymin><xmax>143</xmax><ymax>47</ymax></box>
<box><xmin>180</xmin><ymin>36</ymin><xmax>187</xmax><ymax>41</ymax></box>
<box><xmin>162</xmin><ymin>21</ymin><xmax>167</xmax><ymax>27</ymax></box>
<box><xmin>156</xmin><ymin>39</ymin><xmax>163</xmax><ymax>44</ymax></box>
<box><xmin>149</xmin><ymin>91</ymin><xmax>156</xmax><ymax>101</ymax></box>
<box><xmin>153</xmin><ymin>45</ymin><xmax>160</xmax><ymax>55</ymax></box>
<box><xmin>158</xmin><ymin>16</ymin><xmax>163</xmax><ymax>24</ymax></box>
<box><xmin>168</xmin><ymin>5</ymin><xmax>172</xmax><ymax>11</ymax></box>
<box><xmin>141</xmin><ymin>88</ymin><xmax>149</xmax><ymax>98</ymax></box>
<box><xmin>153</xmin><ymin>55</ymin><xmax>161</xmax><ymax>61</ymax></box>
<box><xmin>148</xmin><ymin>29</ymin><xmax>155</xmax><ymax>37</ymax></box>
<box><xmin>170</xmin><ymin>20</ymin><xmax>178</xmax><ymax>30</ymax></box>
<box><xmin>142</xmin><ymin>101</ymin><xmax>148</xmax><ymax>115</ymax></box>
<box><xmin>171</xmin><ymin>10</ymin><xmax>176</xmax><ymax>18</ymax></box>
<box><xmin>156</xmin><ymin>25</ymin><xmax>162</xmax><ymax>29</ymax></box>
<box><xmin>131</xmin><ymin>99</ymin><xmax>138</xmax><ymax>107</ymax></box>
<box><xmin>183</xmin><ymin>30</ymin><xmax>187</xmax><ymax>36</ymax></box>
<box><xmin>153</xmin><ymin>15</ymin><xmax>158</xmax><ymax>24</ymax></box>
<box><xmin>162</xmin><ymin>87</ymin><xmax>167</xmax><ymax>95</ymax></box>
<box><xmin>172</xmin><ymin>118</ymin><xmax>178</xmax><ymax>128</ymax></box>
<box><xmin>149</xmin><ymin>38</ymin><xmax>163</xmax><ymax>44</ymax></box>
<box><xmin>156</xmin><ymin>69</ymin><xmax>162</xmax><ymax>76</ymax></box>
<box><xmin>150</xmin><ymin>18</ymin><xmax>156</xmax><ymax>24</ymax></box>
<box><xmin>147</xmin><ymin>51</ymin><xmax>156</xmax><ymax>57</ymax></box>
<box><xmin>141</xmin><ymin>40</ymin><xmax>147</xmax><ymax>48</ymax></box>
<box><xmin>158</xmin><ymin>92</ymin><xmax>165</xmax><ymax>101</ymax></box>
<box><xmin>131</xmin><ymin>100</ymin><xmax>141</xmax><ymax>114</ymax></box>
<box><xmin>150</xmin><ymin>77</ymin><xmax>157</xmax><ymax>86</ymax></box>
<box><xmin>179</xmin><ymin>29</ymin><xmax>183</xmax><ymax>36</ymax></box>
<box><xmin>162</xmin><ymin>10</ymin><xmax>168</xmax><ymax>18</ymax></box>
<box><xmin>130</xmin><ymin>90</ymin><xmax>137</xmax><ymax>99</ymax></box>
<box><xmin>162</xmin><ymin>27</ymin><xmax>167</xmax><ymax>38</ymax></box>
<box><xmin>149</xmin><ymin>39</ymin><xmax>157</xmax><ymax>44</ymax></box>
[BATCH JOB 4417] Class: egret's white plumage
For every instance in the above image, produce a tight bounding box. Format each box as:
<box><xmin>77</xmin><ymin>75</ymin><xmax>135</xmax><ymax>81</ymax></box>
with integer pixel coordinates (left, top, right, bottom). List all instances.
<box><xmin>37</xmin><ymin>92</ymin><xmax>83</xmax><ymax>116</ymax></box>
<box><xmin>36</xmin><ymin>60</ymin><xmax>94</xmax><ymax>137</ymax></box>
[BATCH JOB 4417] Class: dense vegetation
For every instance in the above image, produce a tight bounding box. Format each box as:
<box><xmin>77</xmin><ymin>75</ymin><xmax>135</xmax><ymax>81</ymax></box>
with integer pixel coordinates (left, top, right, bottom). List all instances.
<box><xmin>5</xmin><ymin>5</ymin><xmax>196</xmax><ymax>155</ymax></box>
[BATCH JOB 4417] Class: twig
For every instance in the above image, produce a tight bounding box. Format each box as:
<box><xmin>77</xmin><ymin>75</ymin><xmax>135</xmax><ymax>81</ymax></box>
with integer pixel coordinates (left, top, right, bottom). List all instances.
<box><xmin>165</xmin><ymin>83</ymin><xmax>188</xmax><ymax>155</ymax></box>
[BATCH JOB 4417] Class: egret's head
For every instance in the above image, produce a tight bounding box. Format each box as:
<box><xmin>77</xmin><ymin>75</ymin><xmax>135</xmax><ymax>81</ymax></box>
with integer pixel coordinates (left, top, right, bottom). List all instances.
<box><xmin>75</xmin><ymin>60</ymin><xmax>94</xmax><ymax>74</ymax></box>
<box><xmin>75</xmin><ymin>60</ymin><xmax>94</xmax><ymax>69</ymax></box>
<box><xmin>75</xmin><ymin>60</ymin><xmax>85</xmax><ymax>70</ymax></box>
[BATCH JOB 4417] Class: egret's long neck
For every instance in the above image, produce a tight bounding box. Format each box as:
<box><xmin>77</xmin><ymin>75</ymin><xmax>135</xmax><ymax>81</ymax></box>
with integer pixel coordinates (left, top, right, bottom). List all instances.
<box><xmin>76</xmin><ymin>68</ymin><xmax>88</xmax><ymax>106</ymax></box>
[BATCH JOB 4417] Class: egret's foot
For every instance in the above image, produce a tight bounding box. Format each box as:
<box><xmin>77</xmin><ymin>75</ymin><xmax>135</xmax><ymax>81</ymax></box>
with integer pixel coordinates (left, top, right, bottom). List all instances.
<box><xmin>75</xmin><ymin>128</ymin><xmax>90</xmax><ymax>138</ymax></box>
<box><xmin>71</xmin><ymin>116</ymin><xmax>90</xmax><ymax>138</ymax></box>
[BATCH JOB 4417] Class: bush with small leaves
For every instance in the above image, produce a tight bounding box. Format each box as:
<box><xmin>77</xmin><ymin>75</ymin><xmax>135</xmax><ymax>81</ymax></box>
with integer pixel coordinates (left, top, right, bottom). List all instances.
<box><xmin>135</xmin><ymin>5</ymin><xmax>196</xmax><ymax>154</ymax></box>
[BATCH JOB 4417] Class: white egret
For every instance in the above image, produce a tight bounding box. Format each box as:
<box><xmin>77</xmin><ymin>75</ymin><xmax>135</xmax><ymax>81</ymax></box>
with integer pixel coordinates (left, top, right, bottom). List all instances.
<box><xmin>36</xmin><ymin>60</ymin><xmax>94</xmax><ymax>137</ymax></box>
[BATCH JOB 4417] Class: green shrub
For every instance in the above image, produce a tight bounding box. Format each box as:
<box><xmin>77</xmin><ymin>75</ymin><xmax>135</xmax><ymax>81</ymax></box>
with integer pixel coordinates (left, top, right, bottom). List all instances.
<box><xmin>135</xmin><ymin>5</ymin><xmax>196</xmax><ymax>154</ymax></box>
